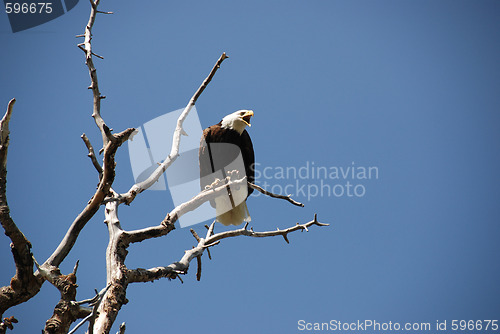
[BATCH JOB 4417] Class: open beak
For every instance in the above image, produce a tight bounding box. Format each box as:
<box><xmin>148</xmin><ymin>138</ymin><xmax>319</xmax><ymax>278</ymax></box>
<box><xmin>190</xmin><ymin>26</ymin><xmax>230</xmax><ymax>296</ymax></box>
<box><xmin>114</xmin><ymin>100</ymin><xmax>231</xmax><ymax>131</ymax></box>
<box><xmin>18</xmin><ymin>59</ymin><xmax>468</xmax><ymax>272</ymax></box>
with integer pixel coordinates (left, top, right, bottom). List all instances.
<box><xmin>241</xmin><ymin>110</ymin><xmax>254</xmax><ymax>127</ymax></box>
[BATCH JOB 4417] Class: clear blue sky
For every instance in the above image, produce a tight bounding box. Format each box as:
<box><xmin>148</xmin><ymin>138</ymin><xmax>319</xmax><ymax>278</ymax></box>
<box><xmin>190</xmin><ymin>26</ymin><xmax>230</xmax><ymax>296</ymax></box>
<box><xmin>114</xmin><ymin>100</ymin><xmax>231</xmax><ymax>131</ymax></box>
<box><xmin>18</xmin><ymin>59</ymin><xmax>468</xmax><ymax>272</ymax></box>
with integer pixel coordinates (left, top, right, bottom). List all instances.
<box><xmin>1</xmin><ymin>1</ymin><xmax>499</xmax><ymax>333</ymax></box>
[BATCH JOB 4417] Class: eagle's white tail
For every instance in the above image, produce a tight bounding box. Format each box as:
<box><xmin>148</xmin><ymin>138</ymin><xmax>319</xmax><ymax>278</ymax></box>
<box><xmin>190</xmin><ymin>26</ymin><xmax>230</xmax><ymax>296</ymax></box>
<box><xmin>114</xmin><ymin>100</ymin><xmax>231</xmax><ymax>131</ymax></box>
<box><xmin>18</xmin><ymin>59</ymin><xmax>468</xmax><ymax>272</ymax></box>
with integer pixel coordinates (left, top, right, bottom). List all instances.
<box><xmin>215</xmin><ymin>199</ymin><xmax>251</xmax><ymax>226</ymax></box>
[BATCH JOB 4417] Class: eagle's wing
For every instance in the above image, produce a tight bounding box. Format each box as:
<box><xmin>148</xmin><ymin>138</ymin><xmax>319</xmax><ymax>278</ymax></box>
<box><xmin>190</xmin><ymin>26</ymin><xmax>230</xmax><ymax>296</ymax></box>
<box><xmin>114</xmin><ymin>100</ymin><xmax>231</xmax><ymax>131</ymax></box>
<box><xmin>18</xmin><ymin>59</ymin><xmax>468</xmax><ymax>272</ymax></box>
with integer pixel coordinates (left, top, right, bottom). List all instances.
<box><xmin>241</xmin><ymin>129</ymin><xmax>255</xmax><ymax>196</ymax></box>
<box><xmin>199</xmin><ymin>125</ymin><xmax>255</xmax><ymax>206</ymax></box>
<box><xmin>199</xmin><ymin>126</ymin><xmax>217</xmax><ymax>207</ymax></box>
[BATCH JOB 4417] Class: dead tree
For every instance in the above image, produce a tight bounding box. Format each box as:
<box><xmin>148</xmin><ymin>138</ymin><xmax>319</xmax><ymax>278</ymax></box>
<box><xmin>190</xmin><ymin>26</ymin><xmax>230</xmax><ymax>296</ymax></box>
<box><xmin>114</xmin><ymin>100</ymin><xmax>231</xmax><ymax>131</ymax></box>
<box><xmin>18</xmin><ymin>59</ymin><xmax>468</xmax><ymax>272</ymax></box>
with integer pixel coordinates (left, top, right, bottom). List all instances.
<box><xmin>0</xmin><ymin>1</ymin><xmax>328</xmax><ymax>333</ymax></box>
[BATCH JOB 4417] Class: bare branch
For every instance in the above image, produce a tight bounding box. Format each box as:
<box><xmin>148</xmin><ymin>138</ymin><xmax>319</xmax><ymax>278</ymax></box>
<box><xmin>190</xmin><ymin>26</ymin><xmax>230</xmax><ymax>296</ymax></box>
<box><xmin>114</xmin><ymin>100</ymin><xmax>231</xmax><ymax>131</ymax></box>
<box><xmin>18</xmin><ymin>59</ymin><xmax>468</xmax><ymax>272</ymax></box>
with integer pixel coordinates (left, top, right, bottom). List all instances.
<box><xmin>127</xmin><ymin>214</ymin><xmax>328</xmax><ymax>283</ymax></box>
<box><xmin>92</xmin><ymin>201</ymin><xmax>128</xmax><ymax>334</ymax></box>
<box><xmin>120</xmin><ymin>52</ymin><xmax>229</xmax><ymax>205</ymax></box>
<box><xmin>191</xmin><ymin>228</ymin><xmax>203</xmax><ymax>281</ymax></box>
<box><xmin>249</xmin><ymin>182</ymin><xmax>304</xmax><ymax>207</ymax></box>
<box><xmin>116</xmin><ymin>322</ymin><xmax>126</xmax><ymax>334</ymax></box>
<box><xmin>84</xmin><ymin>284</ymin><xmax>111</xmax><ymax>334</ymax></box>
<box><xmin>126</xmin><ymin>266</ymin><xmax>184</xmax><ymax>284</ymax></box>
<box><xmin>209</xmin><ymin>213</ymin><xmax>328</xmax><ymax>244</ymax></box>
<box><xmin>0</xmin><ymin>99</ymin><xmax>42</xmax><ymax>317</ymax></box>
<box><xmin>79</xmin><ymin>0</ymin><xmax>109</xmax><ymax>147</ymax></box>
<box><xmin>72</xmin><ymin>260</ymin><xmax>79</xmax><ymax>275</ymax></box>
<box><xmin>81</xmin><ymin>133</ymin><xmax>102</xmax><ymax>176</ymax></box>
<box><xmin>190</xmin><ymin>228</ymin><xmax>201</xmax><ymax>242</ymax></box>
<box><xmin>0</xmin><ymin>316</ymin><xmax>18</xmax><ymax>333</ymax></box>
<box><xmin>204</xmin><ymin>222</ymin><xmax>215</xmax><ymax>259</ymax></box>
<box><xmin>68</xmin><ymin>313</ymin><xmax>93</xmax><ymax>334</ymax></box>
<box><xmin>195</xmin><ymin>254</ymin><xmax>202</xmax><ymax>281</ymax></box>
<box><xmin>205</xmin><ymin>221</ymin><xmax>216</xmax><ymax>239</ymax></box>
<box><xmin>0</xmin><ymin>99</ymin><xmax>15</xmax><ymax>149</ymax></box>
<box><xmin>191</xmin><ymin>52</ymin><xmax>228</xmax><ymax>103</ymax></box>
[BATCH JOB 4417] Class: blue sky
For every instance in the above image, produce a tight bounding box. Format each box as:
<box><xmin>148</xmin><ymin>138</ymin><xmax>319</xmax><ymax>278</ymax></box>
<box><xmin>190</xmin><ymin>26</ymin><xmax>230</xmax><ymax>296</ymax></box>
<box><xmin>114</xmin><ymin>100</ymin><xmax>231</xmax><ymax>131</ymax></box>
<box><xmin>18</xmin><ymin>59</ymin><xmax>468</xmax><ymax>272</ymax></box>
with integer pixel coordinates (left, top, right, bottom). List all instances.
<box><xmin>1</xmin><ymin>0</ymin><xmax>499</xmax><ymax>333</ymax></box>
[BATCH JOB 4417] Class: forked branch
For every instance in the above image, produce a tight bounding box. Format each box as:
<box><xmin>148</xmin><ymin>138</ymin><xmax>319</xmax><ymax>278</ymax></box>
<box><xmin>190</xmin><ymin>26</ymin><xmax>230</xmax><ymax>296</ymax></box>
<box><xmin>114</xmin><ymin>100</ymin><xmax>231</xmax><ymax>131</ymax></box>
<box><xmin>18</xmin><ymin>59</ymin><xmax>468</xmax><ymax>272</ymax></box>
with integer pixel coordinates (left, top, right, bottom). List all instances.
<box><xmin>70</xmin><ymin>284</ymin><xmax>110</xmax><ymax>334</ymax></box>
<box><xmin>127</xmin><ymin>215</ymin><xmax>328</xmax><ymax>283</ymax></box>
<box><xmin>123</xmin><ymin>177</ymin><xmax>248</xmax><ymax>244</ymax></box>
<box><xmin>43</xmin><ymin>127</ymin><xmax>135</xmax><ymax>269</ymax></box>
<box><xmin>34</xmin><ymin>258</ymin><xmax>91</xmax><ymax>334</ymax></box>
<box><xmin>123</xmin><ymin>177</ymin><xmax>304</xmax><ymax>245</ymax></box>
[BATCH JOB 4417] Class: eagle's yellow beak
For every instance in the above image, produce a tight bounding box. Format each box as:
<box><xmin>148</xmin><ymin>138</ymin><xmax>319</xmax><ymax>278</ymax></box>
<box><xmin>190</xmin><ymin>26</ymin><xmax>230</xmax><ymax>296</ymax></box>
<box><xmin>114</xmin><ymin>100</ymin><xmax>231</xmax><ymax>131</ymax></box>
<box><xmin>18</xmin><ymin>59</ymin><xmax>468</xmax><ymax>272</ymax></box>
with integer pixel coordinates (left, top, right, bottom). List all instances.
<box><xmin>241</xmin><ymin>110</ymin><xmax>254</xmax><ymax>127</ymax></box>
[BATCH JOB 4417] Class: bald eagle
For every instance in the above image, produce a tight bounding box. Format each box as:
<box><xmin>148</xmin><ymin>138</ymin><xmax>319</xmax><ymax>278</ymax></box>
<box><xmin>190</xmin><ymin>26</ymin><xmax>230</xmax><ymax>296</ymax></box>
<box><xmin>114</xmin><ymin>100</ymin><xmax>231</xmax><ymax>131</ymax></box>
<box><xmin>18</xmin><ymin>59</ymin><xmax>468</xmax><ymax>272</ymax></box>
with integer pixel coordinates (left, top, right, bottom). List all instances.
<box><xmin>199</xmin><ymin>110</ymin><xmax>255</xmax><ymax>226</ymax></box>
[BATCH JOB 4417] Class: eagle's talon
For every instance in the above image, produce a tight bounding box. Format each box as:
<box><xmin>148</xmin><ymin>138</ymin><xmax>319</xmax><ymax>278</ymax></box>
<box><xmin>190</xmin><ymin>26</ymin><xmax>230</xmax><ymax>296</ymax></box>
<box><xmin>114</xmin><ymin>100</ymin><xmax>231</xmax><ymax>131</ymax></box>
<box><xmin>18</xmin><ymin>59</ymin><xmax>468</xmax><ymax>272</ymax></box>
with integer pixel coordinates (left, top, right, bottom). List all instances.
<box><xmin>205</xmin><ymin>178</ymin><xmax>223</xmax><ymax>190</ymax></box>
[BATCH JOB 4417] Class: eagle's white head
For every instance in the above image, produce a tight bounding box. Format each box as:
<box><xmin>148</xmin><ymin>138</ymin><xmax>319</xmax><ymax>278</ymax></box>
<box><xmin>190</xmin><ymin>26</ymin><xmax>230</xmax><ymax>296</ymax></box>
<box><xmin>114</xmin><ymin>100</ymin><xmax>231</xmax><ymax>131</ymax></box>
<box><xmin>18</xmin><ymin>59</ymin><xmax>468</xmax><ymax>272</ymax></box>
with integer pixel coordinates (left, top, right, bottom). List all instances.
<box><xmin>221</xmin><ymin>110</ymin><xmax>254</xmax><ymax>134</ymax></box>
